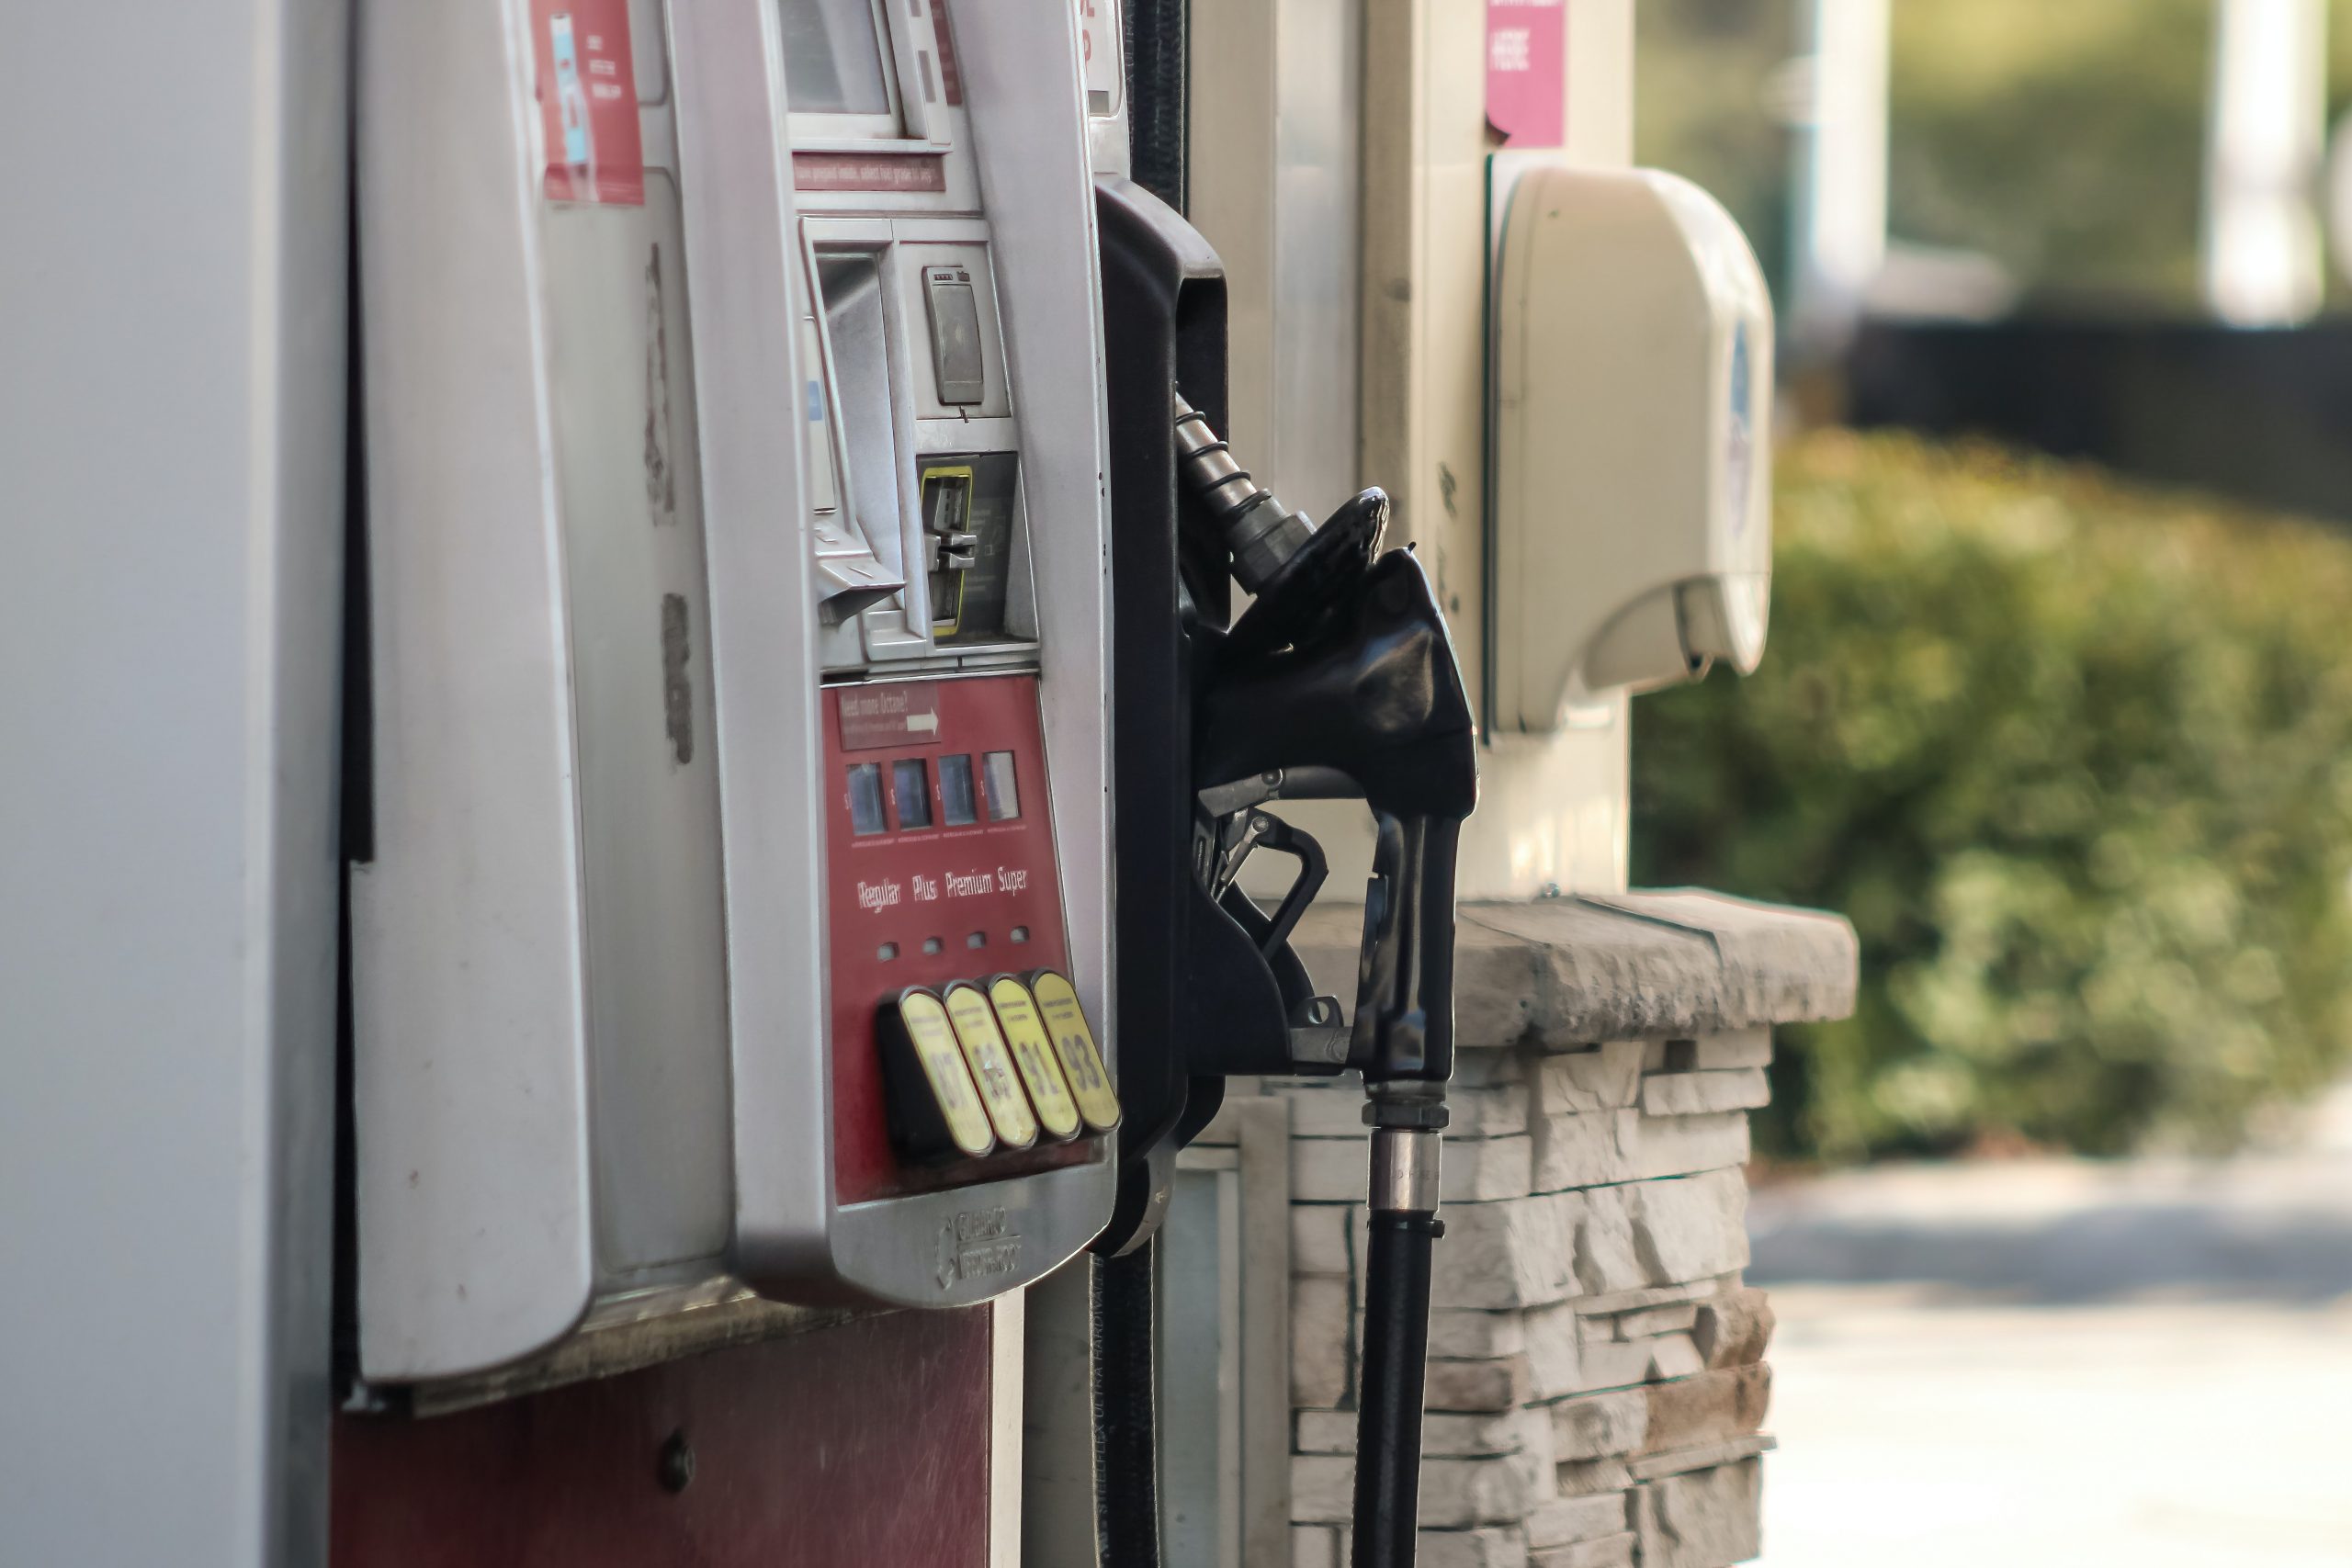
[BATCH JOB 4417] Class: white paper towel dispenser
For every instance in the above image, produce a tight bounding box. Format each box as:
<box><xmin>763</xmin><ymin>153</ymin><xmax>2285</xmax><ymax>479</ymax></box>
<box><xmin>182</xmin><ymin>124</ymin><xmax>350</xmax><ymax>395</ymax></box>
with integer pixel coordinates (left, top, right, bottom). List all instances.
<box><xmin>1489</xmin><ymin>164</ymin><xmax>1774</xmax><ymax>730</ymax></box>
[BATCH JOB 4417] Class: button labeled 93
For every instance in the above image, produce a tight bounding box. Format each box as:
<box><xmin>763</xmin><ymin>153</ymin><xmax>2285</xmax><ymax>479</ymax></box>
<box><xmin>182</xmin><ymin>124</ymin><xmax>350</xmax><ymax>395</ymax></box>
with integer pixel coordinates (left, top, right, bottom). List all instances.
<box><xmin>1025</xmin><ymin>969</ymin><xmax>1120</xmax><ymax>1134</ymax></box>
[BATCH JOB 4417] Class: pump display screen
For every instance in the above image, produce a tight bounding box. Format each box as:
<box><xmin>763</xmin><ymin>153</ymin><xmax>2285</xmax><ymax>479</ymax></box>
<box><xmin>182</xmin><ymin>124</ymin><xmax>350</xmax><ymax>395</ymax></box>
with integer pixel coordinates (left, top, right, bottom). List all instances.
<box><xmin>982</xmin><ymin>751</ymin><xmax>1020</xmax><ymax>820</ymax></box>
<box><xmin>891</xmin><ymin>759</ymin><xmax>933</xmax><ymax>829</ymax></box>
<box><xmin>938</xmin><ymin>754</ymin><xmax>978</xmax><ymax>826</ymax></box>
<box><xmin>778</xmin><ymin>0</ymin><xmax>893</xmax><ymax>115</ymax></box>
<box><xmin>847</xmin><ymin>762</ymin><xmax>888</xmax><ymax>835</ymax></box>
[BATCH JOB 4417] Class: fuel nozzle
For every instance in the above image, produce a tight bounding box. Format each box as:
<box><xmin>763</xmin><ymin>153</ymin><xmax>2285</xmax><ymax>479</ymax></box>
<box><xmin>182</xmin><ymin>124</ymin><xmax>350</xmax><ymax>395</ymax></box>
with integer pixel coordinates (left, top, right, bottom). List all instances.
<box><xmin>1175</xmin><ymin>395</ymin><xmax>1476</xmax><ymax>1568</ymax></box>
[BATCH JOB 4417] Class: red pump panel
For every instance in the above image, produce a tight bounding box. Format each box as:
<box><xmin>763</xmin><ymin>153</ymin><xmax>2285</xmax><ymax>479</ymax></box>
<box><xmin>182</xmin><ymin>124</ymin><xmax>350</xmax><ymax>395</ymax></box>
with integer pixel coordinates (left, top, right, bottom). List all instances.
<box><xmin>824</xmin><ymin>674</ymin><xmax>1101</xmax><ymax>1202</ymax></box>
<box><xmin>331</xmin><ymin>1308</ymin><xmax>993</xmax><ymax>1567</ymax></box>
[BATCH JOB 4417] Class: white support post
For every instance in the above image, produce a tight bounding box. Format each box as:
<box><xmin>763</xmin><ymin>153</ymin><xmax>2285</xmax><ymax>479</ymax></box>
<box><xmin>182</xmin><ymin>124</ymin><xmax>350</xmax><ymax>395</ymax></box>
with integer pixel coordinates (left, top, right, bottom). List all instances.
<box><xmin>1791</xmin><ymin>0</ymin><xmax>1890</xmax><ymax>356</ymax></box>
<box><xmin>2205</xmin><ymin>0</ymin><xmax>2328</xmax><ymax>326</ymax></box>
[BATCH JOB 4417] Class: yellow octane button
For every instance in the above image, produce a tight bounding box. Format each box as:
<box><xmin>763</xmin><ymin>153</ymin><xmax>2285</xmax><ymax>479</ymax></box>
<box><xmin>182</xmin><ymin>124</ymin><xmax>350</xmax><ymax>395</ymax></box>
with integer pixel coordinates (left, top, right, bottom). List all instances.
<box><xmin>894</xmin><ymin>989</ymin><xmax>996</xmax><ymax>1159</ymax></box>
<box><xmin>944</xmin><ymin>982</ymin><xmax>1039</xmax><ymax>1150</ymax></box>
<box><xmin>987</xmin><ymin>976</ymin><xmax>1081</xmax><ymax>1141</ymax></box>
<box><xmin>1026</xmin><ymin>970</ymin><xmax>1119</xmax><ymax>1134</ymax></box>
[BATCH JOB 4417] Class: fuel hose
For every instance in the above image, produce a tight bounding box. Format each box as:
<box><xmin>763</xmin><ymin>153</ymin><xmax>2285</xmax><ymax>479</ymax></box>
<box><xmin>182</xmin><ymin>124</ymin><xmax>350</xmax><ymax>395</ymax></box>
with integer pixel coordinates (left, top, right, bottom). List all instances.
<box><xmin>1351</xmin><ymin>1125</ymin><xmax>1442</xmax><ymax>1568</ymax></box>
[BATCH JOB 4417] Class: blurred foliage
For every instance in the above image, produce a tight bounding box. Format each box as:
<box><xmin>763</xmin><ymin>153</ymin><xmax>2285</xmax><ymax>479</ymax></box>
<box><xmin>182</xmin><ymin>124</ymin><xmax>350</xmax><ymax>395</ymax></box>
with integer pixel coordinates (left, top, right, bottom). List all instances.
<box><xmin>1632</xmin><ymin>431</ymin><xmax>2352</xmax><ymax>1159</ymax></box>
<box><xmin>1636</xmin><ymin>0</ymin><xmax>2352</xmax><ymax>312</ymax></box>
<box><xmin>1634</xmin><ymin>0</ymin><xmax>1800</xmax><ymax>300</ymax></box>
<box><xmin>1887</xmin><ymin>0</ymin><xmax>2213</xmax><ymax>307</ymax></box>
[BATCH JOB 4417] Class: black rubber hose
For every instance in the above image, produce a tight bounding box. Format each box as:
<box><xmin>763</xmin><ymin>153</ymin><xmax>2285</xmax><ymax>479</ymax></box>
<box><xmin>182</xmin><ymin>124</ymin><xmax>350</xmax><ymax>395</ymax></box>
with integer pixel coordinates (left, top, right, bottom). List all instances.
<box><xmin>1094</xmin><ymin>1244</ymin><xmax>1162</xmax><ymax>1568</ymax></box>
<box><xmin>1351</xmin><ymin>1212</ymin><xmax>1442</xmax><ymax>1568</ymax></box>
<box><xmin>1123</xmin><ymin>0</ymin><xmax>1186</xmax><ymax>211</ymax></box>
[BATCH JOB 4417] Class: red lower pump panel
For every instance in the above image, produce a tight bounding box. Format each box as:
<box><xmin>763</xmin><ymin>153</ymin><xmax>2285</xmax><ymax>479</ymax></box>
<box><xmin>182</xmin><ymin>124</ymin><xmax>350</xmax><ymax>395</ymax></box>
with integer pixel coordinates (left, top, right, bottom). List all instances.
<box><xmin>824</xmin><ymin>673</ymin><xmax>1099</xmax><ymax>1202</ymax></box>
<box><xmin>332</xmin><ymin>1308</ymin><xmax>993</xmax><ymax>1568</ymax></box>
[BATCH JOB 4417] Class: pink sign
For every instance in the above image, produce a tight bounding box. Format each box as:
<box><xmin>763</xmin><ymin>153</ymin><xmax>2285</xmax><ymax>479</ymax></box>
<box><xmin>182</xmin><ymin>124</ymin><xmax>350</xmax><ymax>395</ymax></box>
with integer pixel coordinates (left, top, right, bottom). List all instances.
<box><xmin>531</xmin><ymin>0</ymin><xmax>645</xmax><ymax>205</ymax></box>
<box><xmin>1487</xmin><ymin>0</ymin><xmax>1566</xmax><ymax>148</ymax></box>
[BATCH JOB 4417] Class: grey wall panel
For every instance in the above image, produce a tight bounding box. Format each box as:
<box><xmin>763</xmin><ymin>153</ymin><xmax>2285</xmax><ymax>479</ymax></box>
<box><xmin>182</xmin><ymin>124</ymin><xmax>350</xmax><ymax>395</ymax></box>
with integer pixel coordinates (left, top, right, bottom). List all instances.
<box><xmin>0</xmin><ymin>3</ymin><xmax>351</xmax><ymax>1562</ymax></box>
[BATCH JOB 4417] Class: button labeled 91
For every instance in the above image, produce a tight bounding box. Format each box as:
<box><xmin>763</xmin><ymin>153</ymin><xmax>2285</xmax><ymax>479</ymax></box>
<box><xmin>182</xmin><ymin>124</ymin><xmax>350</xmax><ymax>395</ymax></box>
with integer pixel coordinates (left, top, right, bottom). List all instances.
<box><xmin>987</xmin><ymin>976</ymin><xmax>1081</xmax><ymax>1141</ymax></box>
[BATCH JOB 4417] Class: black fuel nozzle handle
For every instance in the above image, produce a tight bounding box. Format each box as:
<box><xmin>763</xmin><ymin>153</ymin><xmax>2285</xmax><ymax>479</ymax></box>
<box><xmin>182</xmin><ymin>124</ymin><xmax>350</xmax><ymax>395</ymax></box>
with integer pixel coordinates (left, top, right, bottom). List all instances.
<box><xmin>1177</xmin><ymin>402</ymin><xmax>1476</xmax><ymax>1095</ymax></box>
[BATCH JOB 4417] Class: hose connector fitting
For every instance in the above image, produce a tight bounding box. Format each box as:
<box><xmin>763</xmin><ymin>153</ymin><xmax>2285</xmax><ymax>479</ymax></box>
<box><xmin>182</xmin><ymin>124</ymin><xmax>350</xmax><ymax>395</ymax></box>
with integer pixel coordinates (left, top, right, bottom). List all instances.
<box><xmin>1173</xmin><ymin>394</ymin><xmax>1315</xmax><ymax>596</ymax></box>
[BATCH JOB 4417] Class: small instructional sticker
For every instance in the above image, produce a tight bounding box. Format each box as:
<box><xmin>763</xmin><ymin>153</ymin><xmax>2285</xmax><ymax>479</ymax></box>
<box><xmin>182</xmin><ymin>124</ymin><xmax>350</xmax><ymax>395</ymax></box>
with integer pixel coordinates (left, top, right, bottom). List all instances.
<box><xmin>838</xmin><ymin>682</ymin><xmax>944</xmax><ymax>751</ymax></box>
<box><xmin>792</xmin><ymin>152</ymin><xmax>949</xmax><ymax>194</ymax></box>
<box><xmin>532</xmin><ymin>0</ymin><xmax>646</xmax><ymax>205</ymax></box>
<box><xmin>1076</xmin><ymin>0</ymin><xmax>1121</xmax><ymax>116</ymax></box>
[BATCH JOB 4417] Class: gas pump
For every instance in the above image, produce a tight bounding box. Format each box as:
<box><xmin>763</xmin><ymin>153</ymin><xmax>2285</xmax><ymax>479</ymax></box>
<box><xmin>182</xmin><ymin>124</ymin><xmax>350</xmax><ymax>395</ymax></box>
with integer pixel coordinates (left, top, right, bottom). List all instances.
<box><xmin>341</xmin><ymin>0</ymin><xmax>1115</xmax><ymax>1559</ymax></box>
<box><xmin>354</xmin><ymin>0</ymin><xmax>1114</xmax><ymax>1358</ymax></box>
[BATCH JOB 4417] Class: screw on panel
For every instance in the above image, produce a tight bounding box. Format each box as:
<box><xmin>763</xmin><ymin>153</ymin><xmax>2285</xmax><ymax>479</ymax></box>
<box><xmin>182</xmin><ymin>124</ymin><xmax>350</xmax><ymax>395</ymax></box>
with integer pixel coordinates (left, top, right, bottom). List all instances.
<box><xmin>657</xmin><ymin>1430</ymin><xmax>695</xmax><ymax>1495</ymax></box>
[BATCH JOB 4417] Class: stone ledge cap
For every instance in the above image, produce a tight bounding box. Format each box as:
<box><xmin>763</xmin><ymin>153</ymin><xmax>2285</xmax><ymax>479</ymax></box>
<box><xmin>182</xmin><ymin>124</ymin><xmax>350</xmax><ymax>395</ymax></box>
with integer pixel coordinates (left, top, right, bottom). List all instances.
<box><xmin>1291</xmin><ymin>889</ymin><xmax>1858</xmax><ymax>1049</ymax></box>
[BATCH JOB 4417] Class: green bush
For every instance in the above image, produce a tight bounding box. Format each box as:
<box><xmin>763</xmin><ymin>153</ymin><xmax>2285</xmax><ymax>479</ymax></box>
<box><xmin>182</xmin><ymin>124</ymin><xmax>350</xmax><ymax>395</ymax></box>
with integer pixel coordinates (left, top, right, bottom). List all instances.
<box><xmin>1632</xmin><ymin>431</ymin><xmax>2352</xmax><ymax>1160</ymax></box>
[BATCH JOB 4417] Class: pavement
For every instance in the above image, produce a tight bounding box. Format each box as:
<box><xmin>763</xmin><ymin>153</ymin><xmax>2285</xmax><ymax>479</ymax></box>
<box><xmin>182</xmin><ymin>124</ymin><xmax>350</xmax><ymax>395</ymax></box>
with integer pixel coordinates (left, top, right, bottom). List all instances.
<box><xmin>1747</xmin><ymin>1083</ymin><xmax>2352</xmax><ymax>1566</ymax></box>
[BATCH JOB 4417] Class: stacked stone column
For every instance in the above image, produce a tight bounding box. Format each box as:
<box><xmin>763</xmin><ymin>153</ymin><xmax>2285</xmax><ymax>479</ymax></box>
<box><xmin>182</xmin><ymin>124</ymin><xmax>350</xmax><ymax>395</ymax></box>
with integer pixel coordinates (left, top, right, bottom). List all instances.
<box><xmin>1277</xmin><ymin>895</ymin><xmax>1857</xmax><ymax>1568</ymax></box>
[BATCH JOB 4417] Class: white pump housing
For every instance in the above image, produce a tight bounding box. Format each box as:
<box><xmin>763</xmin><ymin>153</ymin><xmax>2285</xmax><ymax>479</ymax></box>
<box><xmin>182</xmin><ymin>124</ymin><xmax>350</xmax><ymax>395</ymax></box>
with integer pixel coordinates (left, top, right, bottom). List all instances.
<box><xmin>1490</xmin><ymin>164</ymin><xmax>1774</xmax><ymax>730</ymax></box>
